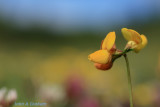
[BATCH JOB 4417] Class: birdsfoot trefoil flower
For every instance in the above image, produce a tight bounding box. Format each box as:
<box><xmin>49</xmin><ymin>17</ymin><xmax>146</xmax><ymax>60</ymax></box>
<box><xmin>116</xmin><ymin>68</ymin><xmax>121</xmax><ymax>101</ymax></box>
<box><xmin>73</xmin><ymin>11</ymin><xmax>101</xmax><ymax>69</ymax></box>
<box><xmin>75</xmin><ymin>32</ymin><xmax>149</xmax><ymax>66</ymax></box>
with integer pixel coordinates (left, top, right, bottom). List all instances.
<box><xmin>88</xmin><ymin>28</ymin><xmax>148</xmax><ymax>107</ymax></box>
<box><xmin>88</xmin><ymin>32</ymin><xmax>116</xmax><ymax>70</ymax></box>
<box><xmin>121</xmin><ymin>28</ymin><xmax>148</xmax><ymax>53</ymax></box>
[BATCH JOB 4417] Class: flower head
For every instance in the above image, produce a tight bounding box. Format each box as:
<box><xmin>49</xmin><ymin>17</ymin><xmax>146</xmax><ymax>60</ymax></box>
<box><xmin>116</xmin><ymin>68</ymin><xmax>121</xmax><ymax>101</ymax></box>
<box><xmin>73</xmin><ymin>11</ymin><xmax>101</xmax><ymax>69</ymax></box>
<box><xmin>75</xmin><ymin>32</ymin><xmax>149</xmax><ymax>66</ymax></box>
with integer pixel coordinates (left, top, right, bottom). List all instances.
<box><xmin>121</xmin><ymin>28</ymin><xmax>148</xmax><ymax>53</ymax></box>
<box><xmin>88</xmin><ymin>28</ymin><xmax>148</xmax><ymax>71</ymax></box>
<box><xmin>88</xmin><ymin>32</ymin><xmax>116</xmax><ymax>70</ymax></box>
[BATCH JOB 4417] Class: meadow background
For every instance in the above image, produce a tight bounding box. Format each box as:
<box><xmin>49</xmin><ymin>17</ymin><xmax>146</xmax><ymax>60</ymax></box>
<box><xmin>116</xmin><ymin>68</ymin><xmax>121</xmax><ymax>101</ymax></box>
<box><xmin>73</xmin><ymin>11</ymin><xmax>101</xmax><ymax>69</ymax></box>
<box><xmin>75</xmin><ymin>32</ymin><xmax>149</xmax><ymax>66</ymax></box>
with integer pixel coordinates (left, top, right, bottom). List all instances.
<box><xmin>0</xmin><ymin>0</ymin><xmax>160</xmax><ymax>107</ymax></box>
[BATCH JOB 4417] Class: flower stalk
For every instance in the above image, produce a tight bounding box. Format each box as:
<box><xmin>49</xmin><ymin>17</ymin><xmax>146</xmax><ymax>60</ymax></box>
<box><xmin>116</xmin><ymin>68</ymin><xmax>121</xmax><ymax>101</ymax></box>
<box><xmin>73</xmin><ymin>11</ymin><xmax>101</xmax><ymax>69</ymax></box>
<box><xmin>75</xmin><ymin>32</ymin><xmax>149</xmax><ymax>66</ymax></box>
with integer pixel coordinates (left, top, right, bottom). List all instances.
<box><xmin>124</xmin><ymin>54</ymin><xmax>134</xmax><ymax>107</ymax></box>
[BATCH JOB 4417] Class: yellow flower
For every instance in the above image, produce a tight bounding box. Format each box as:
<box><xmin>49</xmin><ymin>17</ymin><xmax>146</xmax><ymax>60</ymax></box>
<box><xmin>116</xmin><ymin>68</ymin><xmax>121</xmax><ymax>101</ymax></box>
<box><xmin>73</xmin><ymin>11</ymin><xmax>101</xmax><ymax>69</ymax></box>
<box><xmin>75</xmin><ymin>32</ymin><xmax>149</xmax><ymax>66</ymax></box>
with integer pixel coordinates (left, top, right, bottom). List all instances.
<box><xmin>121</xmin><ymin>28</ymin><xmax>148</xmax><ymax>53</ymax></box>
<box><xmin>88</xmin><ymin>32</ymin><xmax>116</xmax><ymax>65</ymax></box>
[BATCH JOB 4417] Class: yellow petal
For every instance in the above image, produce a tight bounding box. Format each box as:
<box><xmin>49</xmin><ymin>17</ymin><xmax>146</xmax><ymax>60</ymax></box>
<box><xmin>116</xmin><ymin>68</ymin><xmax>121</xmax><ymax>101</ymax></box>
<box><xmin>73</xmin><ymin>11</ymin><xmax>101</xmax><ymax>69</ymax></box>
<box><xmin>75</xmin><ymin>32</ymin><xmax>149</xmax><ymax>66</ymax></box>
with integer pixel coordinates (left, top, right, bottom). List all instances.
<box><xmin>141</xmin><ymin>35</ymin><xmax>148</xmax><ymax>47</ymax></box>
<box><xmin>134</xmin><ymin>35</ymin><xmax>148</xmax><ymax>53</ymax></box>
<box><xmin>121</xmin><ymin>28</ymin><xmax>142</xmax><ymax>44</ymax></box>
<box><xmin>88</xmin><ymin>50</ymin><xmax>111</xmax><ymax>64</ymax></box>
<box><xmin>102</xmin><ymin>32</ymin><xmax>116</xmax><ymax>51</ymax></box>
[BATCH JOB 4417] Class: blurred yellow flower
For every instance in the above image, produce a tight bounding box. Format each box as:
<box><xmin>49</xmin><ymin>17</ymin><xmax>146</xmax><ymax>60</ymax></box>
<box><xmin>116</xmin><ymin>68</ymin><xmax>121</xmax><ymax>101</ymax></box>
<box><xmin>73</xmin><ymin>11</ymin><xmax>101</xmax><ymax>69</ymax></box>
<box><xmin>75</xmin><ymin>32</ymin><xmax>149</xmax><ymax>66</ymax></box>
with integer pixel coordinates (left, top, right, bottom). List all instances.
<box><xmin>88</xmin><ymin>32</ymin><xmax>116</xmax><ymax>70</ymax></box>
<box><xmin>121</xmin><ymin>28</ymin><xmax>148</xmax><ymax>53</ymax></box>
<box><xmin>134</xmin><ymin>84</ymin><xmax>153</xmax><ymax>106</ymax></box>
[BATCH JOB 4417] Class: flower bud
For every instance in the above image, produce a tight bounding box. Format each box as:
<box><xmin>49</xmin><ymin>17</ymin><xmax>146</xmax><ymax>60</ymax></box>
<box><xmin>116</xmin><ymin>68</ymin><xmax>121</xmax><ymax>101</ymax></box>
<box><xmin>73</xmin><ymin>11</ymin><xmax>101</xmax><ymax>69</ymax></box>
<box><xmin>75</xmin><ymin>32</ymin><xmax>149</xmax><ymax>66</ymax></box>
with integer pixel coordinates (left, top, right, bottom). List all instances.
<box><xmin>94</xmin><ymin>62</ymin><xmax>113</xmax><ymax>70</ymax></box>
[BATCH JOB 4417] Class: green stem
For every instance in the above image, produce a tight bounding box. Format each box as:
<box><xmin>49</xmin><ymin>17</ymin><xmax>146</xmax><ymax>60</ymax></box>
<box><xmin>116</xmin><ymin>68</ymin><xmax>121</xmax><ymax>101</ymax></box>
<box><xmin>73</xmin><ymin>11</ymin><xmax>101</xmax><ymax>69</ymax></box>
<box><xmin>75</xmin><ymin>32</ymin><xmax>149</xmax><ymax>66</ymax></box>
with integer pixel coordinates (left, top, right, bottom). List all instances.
<box><xmin>124</xmin><ymin>54</ymin><xmax>134</xmax><ymax>107</ymax></box>
<box><xmin>112</xmin><ymin>49</ymin><xmax>133</xmax><ymax>62</ymax></box>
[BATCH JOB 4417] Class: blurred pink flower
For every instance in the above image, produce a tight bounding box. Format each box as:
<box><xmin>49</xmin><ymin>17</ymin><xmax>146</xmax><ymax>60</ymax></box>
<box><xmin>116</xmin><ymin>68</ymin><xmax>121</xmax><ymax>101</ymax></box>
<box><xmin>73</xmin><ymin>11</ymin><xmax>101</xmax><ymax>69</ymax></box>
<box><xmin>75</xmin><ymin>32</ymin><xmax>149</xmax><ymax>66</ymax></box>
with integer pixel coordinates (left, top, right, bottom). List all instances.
<box><xmin>76</xmin><ymin>97</ymin><xmax>100</xmax><ymax>107</ymax></box>
<box><xmin>66</xmin><ymin>75</ymin><xmax>85</xmax><ymax>100</ymax></box>
<box><xmin>153</xmin><ymin>85</ymin><xmax>160</xmax><ymax>107</ymax></box>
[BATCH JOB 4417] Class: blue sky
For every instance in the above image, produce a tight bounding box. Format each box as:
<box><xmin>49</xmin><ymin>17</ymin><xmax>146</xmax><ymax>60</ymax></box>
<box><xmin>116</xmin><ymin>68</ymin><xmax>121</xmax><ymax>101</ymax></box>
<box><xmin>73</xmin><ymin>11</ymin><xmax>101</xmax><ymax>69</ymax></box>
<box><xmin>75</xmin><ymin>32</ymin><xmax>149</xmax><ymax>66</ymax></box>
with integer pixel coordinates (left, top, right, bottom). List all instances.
<box><xmin>0</xmin><ymin>0</ymin><xmax>159</xmax><ymax>30</ymax></box>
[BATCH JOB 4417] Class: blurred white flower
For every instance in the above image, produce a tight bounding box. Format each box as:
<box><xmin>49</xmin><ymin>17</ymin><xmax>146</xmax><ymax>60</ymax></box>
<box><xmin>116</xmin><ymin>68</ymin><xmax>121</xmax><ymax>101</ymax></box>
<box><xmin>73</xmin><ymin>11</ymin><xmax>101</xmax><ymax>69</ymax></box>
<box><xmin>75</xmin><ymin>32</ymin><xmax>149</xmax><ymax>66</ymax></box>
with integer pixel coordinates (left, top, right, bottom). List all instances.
<box><xmin>6</xmin><ymin>89</ymin><xmax>17</xmax><ymax>104</ymax></box>
<box><xmin>38</xmin><ymin>85</ymin><xmax>65</xmax><ymax>103</ymax></box>
<box><xmin>0</xmin><ymin>87</ymin><xmax>17</xmax><ymax>107</ymax></box>
<box><xmin>0</xmin><ymin>87</ymin><xmax>7</xmax><ymax>102</ymax></box>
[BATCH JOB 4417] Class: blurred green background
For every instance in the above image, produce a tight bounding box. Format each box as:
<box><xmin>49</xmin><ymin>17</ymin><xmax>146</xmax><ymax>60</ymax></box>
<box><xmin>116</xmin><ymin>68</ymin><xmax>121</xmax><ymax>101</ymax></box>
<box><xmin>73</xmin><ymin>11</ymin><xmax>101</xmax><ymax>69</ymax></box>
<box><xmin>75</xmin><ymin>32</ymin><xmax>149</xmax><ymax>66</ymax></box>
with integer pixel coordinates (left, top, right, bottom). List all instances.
<box><xmin>0</xmin><ymin>0</ymin><xmax>160</xmax><ymax>107</ymax></box>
